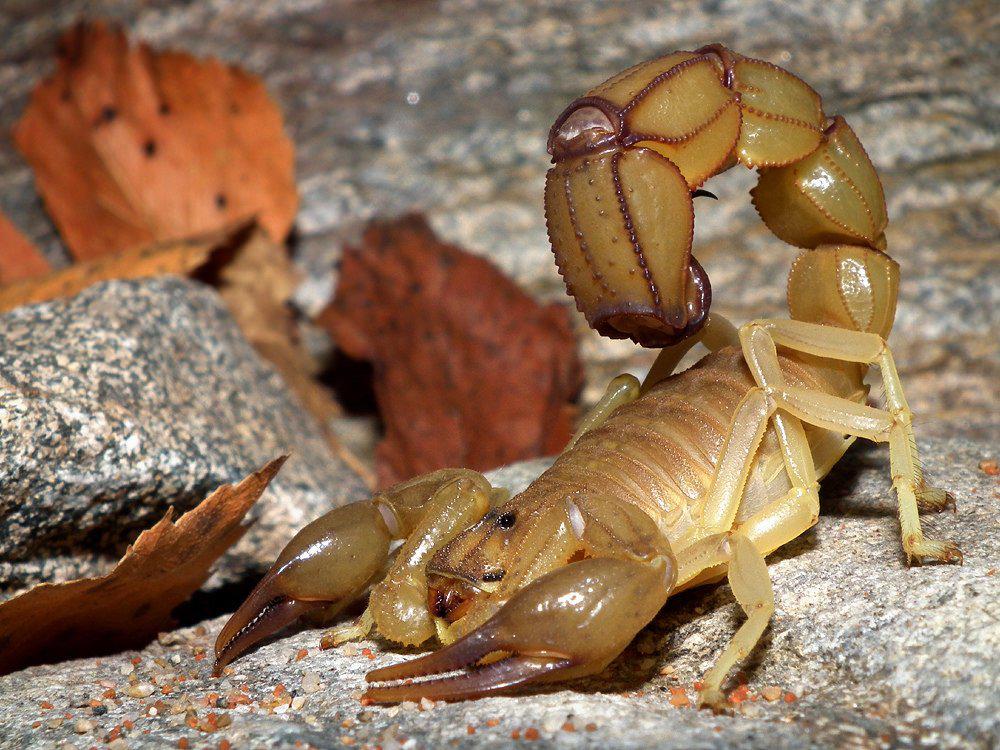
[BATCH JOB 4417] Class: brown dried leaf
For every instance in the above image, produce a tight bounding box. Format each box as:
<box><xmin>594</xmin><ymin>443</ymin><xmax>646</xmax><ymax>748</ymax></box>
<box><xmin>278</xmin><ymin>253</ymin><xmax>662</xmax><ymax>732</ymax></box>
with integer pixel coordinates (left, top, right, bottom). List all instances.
<box><xmin>0</xmin><ymin>223</ymin><xmax>243</xmax><ymax>315</ymax></box>
<box><xmin>0</xmin><ymin>210</ymin><xmax>50</xmax><ymax>284</ymax></box>
<box><xmin>317</xmin><ymin>215</ymin><xmax>582</xmax><ymax>488</ymax></box>
<box><xmin>14</xmin><ymin>21</ymin><xmax>297</xmax><ymax>261</ymax></box>
<box><xmin>194</xmin><ymin>227</ymin><xmax>369</xmax><ymax>483</ymax></box>
<box><xmin>0</xmin><ymin>457</ymin><xmax>286</xmax><ymax>675</ymax></box>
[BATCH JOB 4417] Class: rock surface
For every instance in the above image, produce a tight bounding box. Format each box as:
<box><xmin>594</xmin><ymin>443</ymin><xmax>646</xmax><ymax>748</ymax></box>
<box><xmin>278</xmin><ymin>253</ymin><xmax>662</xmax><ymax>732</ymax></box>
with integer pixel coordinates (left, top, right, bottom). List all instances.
<box><xmin>0</xmin><ymin>278</ymin><xmax>367</xmax><ymax>596</ymax></box>
<box><xmin>0</xmin><ymin>2</ymin><xmax>996</xmax><ymax>749</ymax></box>
<box><xmin>0</xmin><ymin>436</ymin><xmax>996</xmax><ymax>749</ymax></box>
<box><xmin>0</xmin><ymin>0</ymin><xmax>996</xmax><ymax>439</ymax></box>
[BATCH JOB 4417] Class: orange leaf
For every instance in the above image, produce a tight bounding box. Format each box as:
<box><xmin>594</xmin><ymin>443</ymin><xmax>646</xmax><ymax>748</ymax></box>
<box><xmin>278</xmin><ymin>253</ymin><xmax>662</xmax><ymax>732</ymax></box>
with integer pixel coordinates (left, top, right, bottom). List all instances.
<box><xmin>0</xmin><ymin>457</ymin><xmax>286</xmax><ymax>675</ymax></box>
<box><xmin>13</xmin><ymin>21</ymin><xmax>297</xmax><ymax>261</ymax></box>
<box><xmin>0</xmin><ymin>210</ymin><xmax>50</xmax><ymax>284</ymax></box>
<box><xmin>0</xmin><ymin>223</ymin><xmax>243</xmax><ymax>315</ymax></box>
<box><xmin>317</xmin><ymin>215</ymin><xmax>583</xmax><ymax>488</ymax></box>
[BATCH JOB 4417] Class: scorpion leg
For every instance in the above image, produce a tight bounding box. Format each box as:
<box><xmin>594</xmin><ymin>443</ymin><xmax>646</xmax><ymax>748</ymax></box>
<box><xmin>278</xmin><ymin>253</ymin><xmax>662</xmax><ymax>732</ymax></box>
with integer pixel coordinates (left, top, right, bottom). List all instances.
<box><xmin>213</xmin><ymin>469</ymin><xmax>492</xmax><ymax>673</ymax></box>
<box><xmin>564</xmin><ymin>373</ymin><xmax>640</xmax><ymax>452</ymax></box>
<box><xmin>696</xmin><ymin>534</ymin><xmax>774</xmax><ymax>710</ymax></box>
<box><xmin>668</xmin><ymin>381</ymin><xmax>821</xmax><ymax>708</ymax></box>
<box><xmin>740</xmin><ymin>319</ymin><xmax>962</xmax><ymax>564</ymax></box>
<box><xmin>364</xmin><ymin>555</ymin><xmax>675</xmax><ymax>702</ymax></box>
<box><xmin>641</xmin><ymin>313</ymin><xmax>740</xmax><ymax>393</ymax></box>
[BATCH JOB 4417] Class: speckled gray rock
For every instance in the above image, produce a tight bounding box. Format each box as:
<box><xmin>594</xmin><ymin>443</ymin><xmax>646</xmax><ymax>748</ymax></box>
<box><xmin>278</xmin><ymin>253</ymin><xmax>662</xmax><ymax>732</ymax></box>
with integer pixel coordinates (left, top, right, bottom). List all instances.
<box><xmin>1</xmin><ymin>0</ymin><xmax>995</xmax><ymax>439</ymax></box>
<box><xmin>0</xmin><ymin>277</ymin><xmax>367</xmax><ymax>596</ymax></box>
<box><xmin>1</xmin><ymin>437</ymin><xmax>996</xmax><ymax>749</ymax></box>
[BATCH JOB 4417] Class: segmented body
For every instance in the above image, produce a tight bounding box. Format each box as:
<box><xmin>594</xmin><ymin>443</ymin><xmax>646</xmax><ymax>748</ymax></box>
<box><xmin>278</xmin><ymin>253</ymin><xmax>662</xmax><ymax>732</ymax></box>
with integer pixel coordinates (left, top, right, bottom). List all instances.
<box><xmin>515</xmin><ymin>347</ymin><xmax>860</xmax><ymax>580</ymax></box>
<box><xmin>217</xmin><ymin>44</ymin><xmax>961</xmax><ymax>708</ymax></box>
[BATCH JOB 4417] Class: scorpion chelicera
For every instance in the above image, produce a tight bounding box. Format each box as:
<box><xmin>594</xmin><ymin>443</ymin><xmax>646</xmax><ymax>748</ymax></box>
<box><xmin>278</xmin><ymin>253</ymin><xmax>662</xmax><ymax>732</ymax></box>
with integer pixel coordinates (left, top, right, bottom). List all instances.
<box><xmin>214</xmin><ymin>44</ymin><xmax>962</xmax><ymax>709</ymax></box>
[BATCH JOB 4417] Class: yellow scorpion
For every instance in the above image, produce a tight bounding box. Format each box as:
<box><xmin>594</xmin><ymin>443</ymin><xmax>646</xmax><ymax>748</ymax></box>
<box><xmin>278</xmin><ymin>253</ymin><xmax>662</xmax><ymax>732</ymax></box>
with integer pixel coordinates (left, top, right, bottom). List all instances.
<box><xmin>215</xmin><ymin>44</ymin><xmax>962</xmax><ymax>709</ymax></box>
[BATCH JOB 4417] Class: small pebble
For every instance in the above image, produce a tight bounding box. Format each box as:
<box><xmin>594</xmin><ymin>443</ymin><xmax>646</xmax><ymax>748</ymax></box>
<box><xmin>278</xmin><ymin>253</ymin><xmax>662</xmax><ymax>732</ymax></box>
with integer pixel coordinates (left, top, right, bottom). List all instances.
<box><xmin>128</xmin><ymin>684</ymin><xmax>155</xmax><ymax>698</ymax></box>
<box><xmin>74</xmin><ymin>719</ymin><xmax>96</xmax><ymax>734</ymax></box>
<box><xmin>108</xmin><ymin>739</ymin><xmax>128</xmax><ymax>750</ymax></box>
<box><xmin>419</xmin><ymin>697</ymin><xmax>435</xmax><ymax>711</ymax></box>
<box><xmin>761</xmin><ymin>685</ymin><xmax>783</xmax><ymax>702</ymax></box>
<box><xmin>341</xmin><ymin>644</ymin><xmax>358</xmax><ymax>657</ymax></box>
<box><xmin>291</xmin><ymin>695</ymin><xmax>306</xmax><ymax>711</ymax></box>
<box><xmin>301</xmin><ymin>672</ymin><xmax>322</xmax><ymax>694</ymax></box>
<box><xmin>158</xmin><ymin>631</ymin><xmax>183</xmax><ymax>646</ymax></box>
<box><xmin>46</xmin><ymin>717</ymin><xmax>65</xmax><ymax>729</ymax></box>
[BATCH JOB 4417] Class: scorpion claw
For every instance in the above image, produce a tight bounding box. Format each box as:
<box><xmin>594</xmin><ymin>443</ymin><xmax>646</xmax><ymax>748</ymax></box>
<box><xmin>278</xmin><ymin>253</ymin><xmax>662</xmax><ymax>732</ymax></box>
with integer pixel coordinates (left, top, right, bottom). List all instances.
<box><xmin>213</xmin><ymin>585</ymin><xmax>322</xmax><ymax>676</ymax></box>
<box><xmin>363</xmin><ymin>628</ymin><xmax>573</xmax><ymax>703</ymax></box>
<box><xmin>214</xmin><ymin>503</ymin><xmax>394</xmax><ymax>675</ymax></box>
<box><xmin>364</xmin><ymin>555</ymin><xmax>675</xmax><ymax>703</ymax></box>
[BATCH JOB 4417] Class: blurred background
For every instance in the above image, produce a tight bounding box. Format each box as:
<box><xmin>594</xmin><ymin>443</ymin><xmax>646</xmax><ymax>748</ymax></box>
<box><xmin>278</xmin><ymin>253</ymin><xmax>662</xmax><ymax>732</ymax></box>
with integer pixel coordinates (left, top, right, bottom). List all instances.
<box><xmin>1</xmin><ymin>0</ymin><xmax>996</xmax><ymax>456</ymax></box>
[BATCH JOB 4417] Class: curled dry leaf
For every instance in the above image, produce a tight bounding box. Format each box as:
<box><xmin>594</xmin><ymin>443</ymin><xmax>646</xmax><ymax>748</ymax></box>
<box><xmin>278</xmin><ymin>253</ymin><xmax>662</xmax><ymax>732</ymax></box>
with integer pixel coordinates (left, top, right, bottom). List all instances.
<box><xmin>0</xmin><ymin>457</ymin><xmax>286</xmax><ymax>675</ymax></box>
<box><xmin>14</xmin><ymin>20</ymin><xmax>297</xmax><ymax>260</ymax></box>
<box><xmin>0</xmin><ymin>210</ymin><xmax>50</xmax><ymax>284</ymax></box>
<box><xmin>0</xmin><ymin>222</ymin><xmax>243</xmax><ymax>315</ymax></box>
<box><xmin>317</xmin><ymin>214</ymin><xmax>583</xmax><ymax>488</ymax></box>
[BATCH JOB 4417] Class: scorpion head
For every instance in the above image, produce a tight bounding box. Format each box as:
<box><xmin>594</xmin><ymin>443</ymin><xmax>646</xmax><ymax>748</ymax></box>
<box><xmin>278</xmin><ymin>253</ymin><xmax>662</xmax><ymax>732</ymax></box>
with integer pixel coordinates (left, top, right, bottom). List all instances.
<box><xmin>424</xmin><ymin>484</ymin><xmax>671</xmax><ymax>643</ymax></box>
<box><xmin>368</xmin><ymin>488</ymin><xmax>675</xmax><ymax>702</ymax></box>
<box><xmin>424</xmin><ymin>492</ymin><xmax>584</xmax><ymax>640</ymax></box>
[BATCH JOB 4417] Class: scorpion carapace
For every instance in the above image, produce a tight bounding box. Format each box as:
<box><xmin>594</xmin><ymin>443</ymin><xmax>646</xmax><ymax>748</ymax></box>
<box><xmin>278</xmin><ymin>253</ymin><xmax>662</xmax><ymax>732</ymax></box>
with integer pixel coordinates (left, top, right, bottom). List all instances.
<box><xmin>215</xmin><ymin>44</ymin><xmax>961</xmax><ymax>709</ymax></box>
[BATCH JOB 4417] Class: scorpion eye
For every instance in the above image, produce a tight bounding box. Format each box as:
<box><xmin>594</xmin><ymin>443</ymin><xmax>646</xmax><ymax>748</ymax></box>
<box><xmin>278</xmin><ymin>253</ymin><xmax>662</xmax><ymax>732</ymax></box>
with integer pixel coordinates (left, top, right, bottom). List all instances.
<box><xmin>496</xmin><ymin>511</ymin><xmax>516</xmax><ymax>530</ymax></box>
<box><xmin>481</xmin><ymin>569</ymin><xmax>505</xmax><ymax>583</ymax></box>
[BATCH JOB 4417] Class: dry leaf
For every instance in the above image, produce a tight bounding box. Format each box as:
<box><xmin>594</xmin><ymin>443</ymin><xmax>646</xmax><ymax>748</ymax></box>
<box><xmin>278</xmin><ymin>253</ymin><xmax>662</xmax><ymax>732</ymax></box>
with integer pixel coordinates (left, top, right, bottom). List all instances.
<box><xmin>317</xmin><ymin>214</ymin><xmax>582</xmax><ymax>488</ymax></box>
<box><xmin>194</xmin><ymin>226</ymin><xmax>370</xmax><ymax>484</ymax></box>
<box><xmin>14</xmin><ymin>21</ymin><xmax>297</xmax><ymax>261</ymax></box>
<box><xmin>0</xmin><ymin>457</ymin><xmax>286</xmax><ymax>675</ymax></box>
<box><xmin>0</xmin><ymin>223</ymin><xmax>245</xmax><ymax>315</ymax></box>
<box><xmin>0</xmin><ymin>210</ymin><xmax>50</xmax><ymax>284</ymax></box>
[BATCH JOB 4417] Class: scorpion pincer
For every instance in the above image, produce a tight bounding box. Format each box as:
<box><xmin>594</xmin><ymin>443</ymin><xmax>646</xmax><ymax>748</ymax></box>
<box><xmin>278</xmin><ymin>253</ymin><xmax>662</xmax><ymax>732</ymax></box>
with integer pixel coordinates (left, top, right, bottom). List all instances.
<box><xmin>215</xmin><ymin>44</ymin><xmax>962</xmax><ymax>710</ymax></box>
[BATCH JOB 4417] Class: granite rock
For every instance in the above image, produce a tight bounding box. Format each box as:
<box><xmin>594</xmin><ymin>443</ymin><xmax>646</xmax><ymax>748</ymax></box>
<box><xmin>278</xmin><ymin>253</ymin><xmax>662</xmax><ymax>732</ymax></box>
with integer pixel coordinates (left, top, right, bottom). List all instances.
<box><xmin>0</xmin><ymin>0</ymin><xmax>995</xmax><ymax>439</ymax></box>
<box><xmin>0</xmin><ymin>277</ymin><xmax>367</xmax><ymax>596</ymax></box>
<box><xmin>0</xmin><ymin>437</ymin><xmax>995</xmax><ymax>749</ymax></box>
<box><xmin>0</xmin><ymin>2</ymin><xmax>996</xmax><ymax>747</ymax></box>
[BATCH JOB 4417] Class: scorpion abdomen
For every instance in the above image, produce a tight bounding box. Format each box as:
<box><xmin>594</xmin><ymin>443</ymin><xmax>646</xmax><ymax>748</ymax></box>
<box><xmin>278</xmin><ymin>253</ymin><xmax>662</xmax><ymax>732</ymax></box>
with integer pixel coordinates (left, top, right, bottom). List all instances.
<box><xmin>532</xmin><ymin>348</ymin><xmax>861</xmax><ymax>542</ymax></box>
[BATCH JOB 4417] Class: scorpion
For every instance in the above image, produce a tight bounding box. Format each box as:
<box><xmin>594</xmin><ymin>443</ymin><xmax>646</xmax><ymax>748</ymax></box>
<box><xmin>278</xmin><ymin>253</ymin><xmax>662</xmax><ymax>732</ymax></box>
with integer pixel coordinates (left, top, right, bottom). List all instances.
<box><xmin>214</xmin><ymin>44</ymin><xmax>962</xmax><ymax>709</ymax></box>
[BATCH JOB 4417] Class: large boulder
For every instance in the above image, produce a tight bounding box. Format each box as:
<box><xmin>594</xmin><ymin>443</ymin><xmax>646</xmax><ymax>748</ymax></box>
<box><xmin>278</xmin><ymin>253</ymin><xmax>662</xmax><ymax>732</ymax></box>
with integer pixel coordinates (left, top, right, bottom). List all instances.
<box><xmin>0</xmin><ymin>437</ymin><xmax>995</xmax><ymax>749</ymax></box>
<box><xmin>0</xmin><ymin>277</ymin><xmax>368</xmax><ymax>596</ymax></box>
